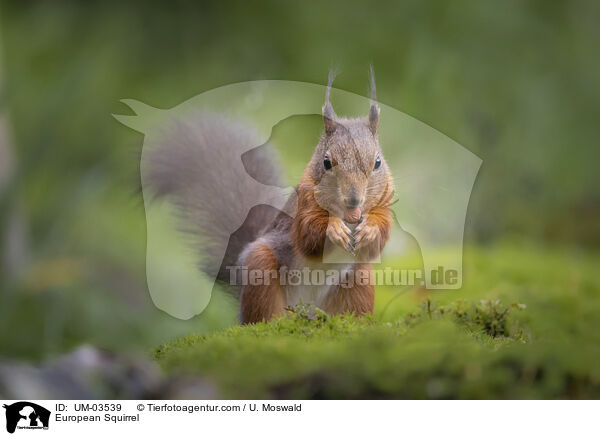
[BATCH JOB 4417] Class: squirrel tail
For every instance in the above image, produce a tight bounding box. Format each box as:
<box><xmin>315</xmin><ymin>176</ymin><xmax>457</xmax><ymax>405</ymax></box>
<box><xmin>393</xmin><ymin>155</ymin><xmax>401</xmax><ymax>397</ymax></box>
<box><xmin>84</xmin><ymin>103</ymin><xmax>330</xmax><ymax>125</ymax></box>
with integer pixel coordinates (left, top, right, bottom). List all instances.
<box><xmin>142</xmin><ymin>112</ymin><xmax>284</xmax><ymax>292</ymax></box>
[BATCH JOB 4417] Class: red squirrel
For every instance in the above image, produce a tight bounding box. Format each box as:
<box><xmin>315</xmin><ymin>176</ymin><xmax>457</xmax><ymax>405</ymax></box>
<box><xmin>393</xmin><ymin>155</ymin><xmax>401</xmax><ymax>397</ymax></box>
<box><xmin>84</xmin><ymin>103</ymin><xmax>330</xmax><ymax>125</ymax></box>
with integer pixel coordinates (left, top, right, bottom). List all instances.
<box><xmin>146</xmin><ymin>69</ymin><xmax>394</xmax><ymax>324</ymax></box>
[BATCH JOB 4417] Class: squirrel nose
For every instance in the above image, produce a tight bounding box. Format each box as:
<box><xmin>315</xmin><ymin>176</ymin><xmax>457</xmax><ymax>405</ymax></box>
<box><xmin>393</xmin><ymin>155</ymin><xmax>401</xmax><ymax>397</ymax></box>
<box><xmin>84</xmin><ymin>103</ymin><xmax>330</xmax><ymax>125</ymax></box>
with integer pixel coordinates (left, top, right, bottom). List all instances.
<box><xmin>345</xmin><ymin>195</ymin><xmax>361</xmax><ymax>209</ymax></box>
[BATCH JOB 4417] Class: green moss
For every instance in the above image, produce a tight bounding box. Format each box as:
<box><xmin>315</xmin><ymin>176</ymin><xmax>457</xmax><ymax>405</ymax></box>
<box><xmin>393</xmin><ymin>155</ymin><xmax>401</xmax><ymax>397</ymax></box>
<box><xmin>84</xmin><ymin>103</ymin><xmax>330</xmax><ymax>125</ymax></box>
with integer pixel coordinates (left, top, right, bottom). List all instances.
<box><xmin>154</xmin><ymin>244</ymin><xmax>600</xmax><ymax>399</ymax></box>
<box><xmin>154</xmin><ymin>301</ymin><xmax>598</xmax><ymax>399</ymax></box>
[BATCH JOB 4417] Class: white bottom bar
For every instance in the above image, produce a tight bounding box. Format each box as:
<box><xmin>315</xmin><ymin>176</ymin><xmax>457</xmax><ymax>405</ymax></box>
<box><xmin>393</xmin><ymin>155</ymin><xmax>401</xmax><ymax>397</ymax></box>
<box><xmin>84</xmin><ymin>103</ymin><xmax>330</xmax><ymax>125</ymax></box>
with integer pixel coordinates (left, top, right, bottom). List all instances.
<box><xmin>1</xmin><ymin>400</ymin><xmax>596</xmax><ymax>436</ymax></box>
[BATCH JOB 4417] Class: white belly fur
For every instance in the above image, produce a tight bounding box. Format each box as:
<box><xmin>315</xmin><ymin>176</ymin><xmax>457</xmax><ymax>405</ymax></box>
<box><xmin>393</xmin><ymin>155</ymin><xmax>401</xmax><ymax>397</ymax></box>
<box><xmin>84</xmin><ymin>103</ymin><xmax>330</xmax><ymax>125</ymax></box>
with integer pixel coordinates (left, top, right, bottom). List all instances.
<box><xmin>284</xmin><ymin>258</ymin><xmax>354</xmax><ymax>309</ymax></box>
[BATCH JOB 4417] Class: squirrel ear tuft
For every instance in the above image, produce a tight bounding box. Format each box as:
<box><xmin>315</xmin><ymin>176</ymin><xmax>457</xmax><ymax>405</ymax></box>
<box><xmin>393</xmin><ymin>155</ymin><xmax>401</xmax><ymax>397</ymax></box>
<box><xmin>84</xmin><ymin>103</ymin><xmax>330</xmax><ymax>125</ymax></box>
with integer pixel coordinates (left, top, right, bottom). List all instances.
<box><xmin>368</xmin><ymin>104</ymin><xmax>380</xmax><ymax>135</ymax></box>
<box><xmin>323</xmin><ymin>70</ymin><xmax>338</xmax><ymax>135</ymax></box>
<box><xmin>368</xmin><ymin>65</ymin><xmax>379</xmax><ymax>135</ymax></box>
<box><xmin>323</xmin><ymin>102</ymin><xmax>337</xmax><ymax>135</ymax></box>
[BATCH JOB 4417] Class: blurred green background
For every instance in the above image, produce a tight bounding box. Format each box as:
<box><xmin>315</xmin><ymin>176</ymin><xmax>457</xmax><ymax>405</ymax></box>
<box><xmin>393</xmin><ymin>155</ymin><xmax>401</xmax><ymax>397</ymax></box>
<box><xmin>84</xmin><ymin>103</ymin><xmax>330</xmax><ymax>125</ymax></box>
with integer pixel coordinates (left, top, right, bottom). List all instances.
<box><xmin>0</xmin><ymin>0</ymin><xmax>598</xmax><ymax>373</ymax></box>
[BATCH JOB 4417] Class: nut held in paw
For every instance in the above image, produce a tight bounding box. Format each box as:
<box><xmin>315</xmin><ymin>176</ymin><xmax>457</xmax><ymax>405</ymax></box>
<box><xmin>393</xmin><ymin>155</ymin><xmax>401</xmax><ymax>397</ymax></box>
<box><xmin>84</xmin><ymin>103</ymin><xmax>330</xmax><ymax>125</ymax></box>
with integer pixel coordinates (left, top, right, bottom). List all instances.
<box><xmin>344</xmin><ymin>207</ymin><xmax>362</xmax><ymax>223</ymax></box>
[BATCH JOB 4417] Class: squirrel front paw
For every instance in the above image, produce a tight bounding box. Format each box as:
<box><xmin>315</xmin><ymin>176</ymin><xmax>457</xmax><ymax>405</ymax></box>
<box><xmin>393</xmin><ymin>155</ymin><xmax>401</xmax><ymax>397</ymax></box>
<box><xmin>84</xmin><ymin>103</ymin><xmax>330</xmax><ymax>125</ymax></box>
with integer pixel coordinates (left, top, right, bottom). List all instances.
<box><xmin>326</xmin><ymin>217</ymin><xmax>354</xmax><ymax>253</ymax></box>
<box><xmin>353</xmin><ymin>216</ymin><xmax>382</xmax><ymax>260</ymax></box>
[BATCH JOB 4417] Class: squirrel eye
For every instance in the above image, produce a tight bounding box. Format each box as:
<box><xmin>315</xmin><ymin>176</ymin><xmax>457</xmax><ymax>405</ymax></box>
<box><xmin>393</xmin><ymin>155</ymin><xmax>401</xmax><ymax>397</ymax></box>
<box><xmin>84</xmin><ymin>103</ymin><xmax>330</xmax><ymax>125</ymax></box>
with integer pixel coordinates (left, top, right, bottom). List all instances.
<box><xmin>324</xmin><ymin>156</ymin><xmax>332</xmax><ymax>170</ymax></box>
<box><xmin>374</xmin><ymin>156</ymin><xmax>381</xmax><ymax>170</ymax></box>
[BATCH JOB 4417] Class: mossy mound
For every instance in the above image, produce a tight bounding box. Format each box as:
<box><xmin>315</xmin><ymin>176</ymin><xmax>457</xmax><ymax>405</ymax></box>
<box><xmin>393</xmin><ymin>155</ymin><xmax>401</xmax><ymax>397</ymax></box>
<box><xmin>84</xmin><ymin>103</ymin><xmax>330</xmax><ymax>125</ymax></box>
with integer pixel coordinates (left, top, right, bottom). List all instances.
<box><xmin>154</xmin><ymin>244</ymin><xmax>600</xmax><ymax>399</ymax></box>
<box><xmin>154</xmin><ymin>297</ymin><xmax>600</xmax><ymax>399</ymax></box>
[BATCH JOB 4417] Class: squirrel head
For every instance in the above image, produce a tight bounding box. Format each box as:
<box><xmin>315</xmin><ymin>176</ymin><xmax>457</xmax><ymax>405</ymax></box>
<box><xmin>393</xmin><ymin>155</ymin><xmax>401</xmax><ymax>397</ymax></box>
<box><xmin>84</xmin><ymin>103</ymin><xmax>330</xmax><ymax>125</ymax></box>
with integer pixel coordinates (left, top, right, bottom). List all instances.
<box><xmin>310</xmin><ymin>68</ymin><xmax>393</xmax><ymax>219</ymax></box>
